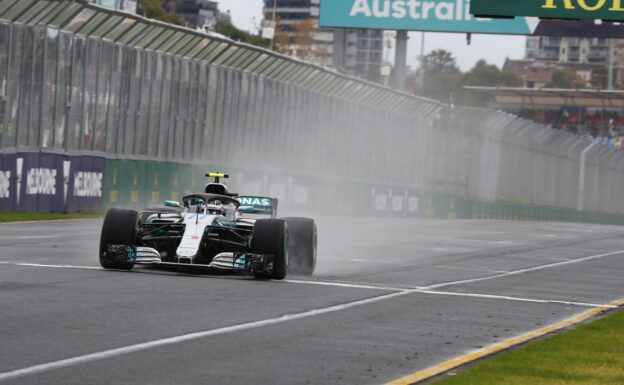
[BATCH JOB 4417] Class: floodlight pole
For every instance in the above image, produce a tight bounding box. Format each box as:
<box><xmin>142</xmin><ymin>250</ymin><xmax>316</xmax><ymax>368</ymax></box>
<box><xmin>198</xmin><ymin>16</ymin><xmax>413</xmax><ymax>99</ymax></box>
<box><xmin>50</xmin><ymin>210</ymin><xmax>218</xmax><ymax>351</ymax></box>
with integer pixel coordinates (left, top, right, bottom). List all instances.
<box><xmin>419</xmin><ymin>32</ymin><xmax>425</xmax><ymax>87</ymax></box>
<box><xmin>608</xmin><ymin>38</ymin><xmax>614</xmax><ymax>90</ymax></box>
<box><xmin>393</xmin><ymin>30</ymin><xmax>408</xmax><ymax>91</ymax></box>
<box><xmin>270</xmin><ymin>0</ymin><xmax>277</xmax><ymax>51</ymax></box>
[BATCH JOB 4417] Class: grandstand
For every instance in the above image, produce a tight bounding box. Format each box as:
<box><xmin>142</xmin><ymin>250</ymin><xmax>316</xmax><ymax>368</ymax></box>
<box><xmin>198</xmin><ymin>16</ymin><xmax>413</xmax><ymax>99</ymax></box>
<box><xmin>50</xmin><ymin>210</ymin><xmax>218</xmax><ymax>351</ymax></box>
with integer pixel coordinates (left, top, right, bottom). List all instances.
<box><xmin>465</xmin><ymin>86</ymin><xmax>624</xmax><ymax>148</ymax></box>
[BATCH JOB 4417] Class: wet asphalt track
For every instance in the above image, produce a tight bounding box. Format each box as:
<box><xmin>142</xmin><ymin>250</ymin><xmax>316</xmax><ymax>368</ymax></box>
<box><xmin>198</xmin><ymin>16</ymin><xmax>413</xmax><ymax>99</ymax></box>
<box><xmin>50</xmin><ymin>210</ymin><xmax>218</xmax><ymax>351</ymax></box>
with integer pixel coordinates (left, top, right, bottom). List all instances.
<box><xmin>0</xmin><ymin>217</ymin><xmax>623</xmax><ymax>385</ymax></box>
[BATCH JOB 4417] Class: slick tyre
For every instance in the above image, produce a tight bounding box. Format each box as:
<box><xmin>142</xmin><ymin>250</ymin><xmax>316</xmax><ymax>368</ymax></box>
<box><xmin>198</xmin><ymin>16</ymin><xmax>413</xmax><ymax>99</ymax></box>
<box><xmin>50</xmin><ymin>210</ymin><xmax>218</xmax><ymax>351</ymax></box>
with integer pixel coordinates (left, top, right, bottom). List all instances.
<box><xmin>283</xmin><ymin>217</ymin><xmax>316</xmax><ymax>276</ymax></box>
<box><xmin>250</xmin><ymin>219</ymin><xmax>288</xmax><ymax>280</ymax></box>
<box><xmin>99</xmin><ymin>208</ymin><xmax>139</xmax><ymax>270</ymax></box>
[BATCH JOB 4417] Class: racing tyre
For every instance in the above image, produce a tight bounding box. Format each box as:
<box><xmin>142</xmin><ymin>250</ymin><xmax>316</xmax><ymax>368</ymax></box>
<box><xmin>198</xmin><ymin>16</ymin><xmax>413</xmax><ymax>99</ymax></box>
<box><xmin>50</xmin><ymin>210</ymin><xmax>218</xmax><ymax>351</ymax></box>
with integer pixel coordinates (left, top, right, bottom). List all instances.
<box><xmin>99</xmin><ymin>208</ymin><xmax>139</xmax><ymax>270</ymax></box>
<box><xmin>250</xmin><ymin>219</ymin><xmax>288</xmax><ymax>280</ymax></box>
<box><xmin>283</xmin><ymin>217</ymin><xmax>316</xmax><ymax>275</ymax></box>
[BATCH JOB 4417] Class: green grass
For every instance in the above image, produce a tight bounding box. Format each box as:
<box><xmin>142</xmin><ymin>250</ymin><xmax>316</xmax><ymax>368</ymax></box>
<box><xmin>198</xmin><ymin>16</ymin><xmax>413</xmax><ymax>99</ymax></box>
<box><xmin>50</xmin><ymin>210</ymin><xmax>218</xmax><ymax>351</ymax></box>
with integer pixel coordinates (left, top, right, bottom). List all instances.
<box><xmin>0</xmin><ymin>211</ymin><xmax>104</xmax><ymax>223</ymax></box>
<box><xmin>433</xmin><ymin>310</ymin><xmax>624</xmax><ymax>385</ymax></box>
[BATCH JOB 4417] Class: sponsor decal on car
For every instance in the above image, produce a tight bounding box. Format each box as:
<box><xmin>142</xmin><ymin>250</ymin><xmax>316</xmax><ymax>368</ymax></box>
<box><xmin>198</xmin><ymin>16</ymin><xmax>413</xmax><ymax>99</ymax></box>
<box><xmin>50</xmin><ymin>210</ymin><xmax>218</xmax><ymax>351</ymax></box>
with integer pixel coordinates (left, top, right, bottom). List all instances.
<box><xmin>0</xmin><ymin>170</ymin><xmax>10</xmax><ymax>198</ymax></box>
<box><xmin>238</xmin><ymin>197</ymin><xmax>272</xmax><ymax>206</ymax></box>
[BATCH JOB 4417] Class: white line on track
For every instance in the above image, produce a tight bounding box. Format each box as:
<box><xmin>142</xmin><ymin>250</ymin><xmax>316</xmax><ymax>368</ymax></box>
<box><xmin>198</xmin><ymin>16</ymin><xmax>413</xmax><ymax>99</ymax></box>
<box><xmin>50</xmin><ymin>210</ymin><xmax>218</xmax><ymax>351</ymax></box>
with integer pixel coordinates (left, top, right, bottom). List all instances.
<box><xmin>432</xmin><ymin>265</ymin><xmax>509</xmax><ymax>274</ymax></box>
<box><xmin>0</xmin><ymin>262</ymin><xmax>101</xmax><ymax>270</ymax></box>
<box><xmin>0</xmin><ymin>290</ymin><xmax>412</xmax><ymax>383</ymax></box>
<box><xmin>417</xmin><ymin>290</ymin><xmax>618</xmax><ymax>309</ymax></box>
<box><xmin>284</xmin><ymin>279</ymin><xmax>403</xmax><ymax>291</ymax></box>
<box><xmin>422</xmin><ymin>248</ymin><xmax>624</xmax><ymax>290</ymax></box>
<box><xmin>0</xmin><ymin>235</ymin><xmax>61</xmax><ymax>240</ymax></box>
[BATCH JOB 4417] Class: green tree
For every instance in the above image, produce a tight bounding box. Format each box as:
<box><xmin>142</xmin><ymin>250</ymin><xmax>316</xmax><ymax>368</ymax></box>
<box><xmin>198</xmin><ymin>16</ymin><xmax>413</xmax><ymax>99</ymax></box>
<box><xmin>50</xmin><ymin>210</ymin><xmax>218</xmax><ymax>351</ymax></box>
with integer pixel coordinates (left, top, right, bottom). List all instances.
<box><xmin>214</xmin><ymin>20</ymin><xmax>270</xmax><ymax>49</ymax></box>
<box><xmin>416</xmin><ymin>50</ymin><xmax>462</xmax><ymax>103</ymax></box>
<box><xmin>138</xmin><ymin>0</ymin><xmax>185</xmax><ymax>26</ymax></box>
<box><xmin>422</xmin><ymin>49</ymin><xmax>459</xmax><ymax>77</ymax></box>
<box><xmin>591</xmin><ymin>67</ymin><xmax>608</xmax><ymax>89</ymax></box>
<box><xmin>546</xmin><ymin>68</ymin><xmax>587</xmax><ymax>89</ymax></box>
<box><xmin>463</xmin><ymin>59</ymin><xmax>521</xmax><ymax>87</ymax></box>
<box><xmin>461</xmin><ymin>60</ymin><xmax>521</xmax><ymax>106</ymax></box>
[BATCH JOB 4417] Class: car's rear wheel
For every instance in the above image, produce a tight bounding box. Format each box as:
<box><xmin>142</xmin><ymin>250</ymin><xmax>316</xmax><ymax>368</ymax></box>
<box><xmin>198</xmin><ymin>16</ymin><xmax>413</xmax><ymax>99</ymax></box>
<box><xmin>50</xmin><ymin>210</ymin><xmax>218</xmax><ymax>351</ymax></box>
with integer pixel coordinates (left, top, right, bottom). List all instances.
<box><xmin>283</xmin><ymin>217</ymin><xmax>316</xmax><ymax>275</ymax></box>
<box><xmin>99</xmin><ymin>208</ymin><xmax>139</xmax><ymax>270</ymax></box>
<box><xmin>250</xmin><ymin>219</ymin><xmax>288</xmax><ymax>280</ymax></box>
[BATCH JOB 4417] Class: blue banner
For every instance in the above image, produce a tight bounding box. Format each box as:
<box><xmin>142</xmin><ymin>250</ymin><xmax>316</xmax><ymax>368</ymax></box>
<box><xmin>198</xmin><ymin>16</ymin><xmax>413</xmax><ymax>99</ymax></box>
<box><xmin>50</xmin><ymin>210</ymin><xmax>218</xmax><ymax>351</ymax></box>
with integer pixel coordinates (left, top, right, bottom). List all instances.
<box><xmin>320</xmin><ymin>0</ymin><xmax>535</xmax><ymax>35</ymax></box>
<box><xmin>0</xmin><ymin>153</ymin><xmax>104</xmax><ymax>213</ymax></box>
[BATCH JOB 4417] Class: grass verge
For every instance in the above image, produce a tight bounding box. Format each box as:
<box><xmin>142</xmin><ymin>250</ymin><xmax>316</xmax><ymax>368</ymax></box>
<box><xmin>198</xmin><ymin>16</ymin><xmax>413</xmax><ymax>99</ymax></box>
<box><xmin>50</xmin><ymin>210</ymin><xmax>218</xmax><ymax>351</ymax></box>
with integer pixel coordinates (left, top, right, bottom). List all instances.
<box><xmin>432</xmin><ymin>310</ymin><xmax>624</xmax><ymax>385</ymax></box>
<box><xmin>0</xmin><ymin>211</ymin><xmax>104</xmax><ymax>223</ymax></box>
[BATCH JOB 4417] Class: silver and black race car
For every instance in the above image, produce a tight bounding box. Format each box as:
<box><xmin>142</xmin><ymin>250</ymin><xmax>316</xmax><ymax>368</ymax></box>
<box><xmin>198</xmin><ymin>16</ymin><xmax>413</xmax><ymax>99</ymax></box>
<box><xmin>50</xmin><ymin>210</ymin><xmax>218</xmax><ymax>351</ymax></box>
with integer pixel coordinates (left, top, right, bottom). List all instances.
<box><xmin>99</xmin><ymin>173</ymin><xmax>316</xmax><ymax>279</ymax></box>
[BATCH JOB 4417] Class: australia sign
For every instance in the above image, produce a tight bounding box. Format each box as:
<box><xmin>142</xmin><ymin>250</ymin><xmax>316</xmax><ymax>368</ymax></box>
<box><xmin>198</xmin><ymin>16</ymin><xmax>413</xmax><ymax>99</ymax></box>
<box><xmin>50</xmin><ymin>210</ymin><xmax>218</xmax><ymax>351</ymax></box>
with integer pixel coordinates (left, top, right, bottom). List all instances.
<box><xmin>470</xmin><ymin>0</ymin><xmax>624</xmax><ymax>21</ymax></box>
<box><xmin>319</xmin><ymin>0</ymin><xmax>538</xmax><ymax>34</ymax></box>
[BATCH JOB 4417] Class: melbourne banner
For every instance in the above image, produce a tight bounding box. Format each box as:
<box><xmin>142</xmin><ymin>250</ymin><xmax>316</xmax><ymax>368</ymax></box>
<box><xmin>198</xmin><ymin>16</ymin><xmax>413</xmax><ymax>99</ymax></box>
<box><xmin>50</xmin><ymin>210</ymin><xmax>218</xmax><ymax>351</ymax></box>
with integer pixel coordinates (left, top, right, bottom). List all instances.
<box><xmin>0</xmin><ymin>153</ymin><xmax>104</xmax><ymax>212</ymax></box>
<box><xmin>319</xmin><ymin>0</ymin><xmax>538</xmax><ymax>34</ymax></box>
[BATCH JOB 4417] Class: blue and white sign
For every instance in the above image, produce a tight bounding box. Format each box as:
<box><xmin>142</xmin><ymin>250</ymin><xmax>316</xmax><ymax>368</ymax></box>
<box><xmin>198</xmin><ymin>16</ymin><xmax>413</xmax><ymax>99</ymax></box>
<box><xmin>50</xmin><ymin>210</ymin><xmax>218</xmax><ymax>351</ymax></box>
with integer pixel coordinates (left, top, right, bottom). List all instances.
<box><xmin>320</xmin><ymin>0</ymin><xmax>539</xmax><ymax>35</ymax></box>
<box><xmin>95</xmin><ymin>0</ymin><xmax>120</xmax><ymax>9</ymax></box>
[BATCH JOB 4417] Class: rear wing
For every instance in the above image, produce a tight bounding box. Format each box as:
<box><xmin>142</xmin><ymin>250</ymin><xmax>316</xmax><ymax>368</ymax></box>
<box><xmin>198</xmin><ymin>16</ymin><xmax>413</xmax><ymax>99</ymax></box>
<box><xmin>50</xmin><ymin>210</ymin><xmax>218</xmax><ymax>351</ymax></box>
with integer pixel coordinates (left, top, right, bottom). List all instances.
<box><xmin>236</xmin><ymin>196</ymin><xmax>278</xmax><ymax>218</ymax></box>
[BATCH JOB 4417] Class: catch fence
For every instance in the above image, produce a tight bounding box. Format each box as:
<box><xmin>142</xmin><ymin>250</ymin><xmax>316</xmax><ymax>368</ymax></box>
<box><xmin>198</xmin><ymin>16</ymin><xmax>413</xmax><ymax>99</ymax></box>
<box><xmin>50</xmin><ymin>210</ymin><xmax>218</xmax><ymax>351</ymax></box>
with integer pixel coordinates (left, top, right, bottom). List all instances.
<box><xmin>1</xmin><ymin>0</ymin><xmax>623</xmax><ymax>217</ymax></box>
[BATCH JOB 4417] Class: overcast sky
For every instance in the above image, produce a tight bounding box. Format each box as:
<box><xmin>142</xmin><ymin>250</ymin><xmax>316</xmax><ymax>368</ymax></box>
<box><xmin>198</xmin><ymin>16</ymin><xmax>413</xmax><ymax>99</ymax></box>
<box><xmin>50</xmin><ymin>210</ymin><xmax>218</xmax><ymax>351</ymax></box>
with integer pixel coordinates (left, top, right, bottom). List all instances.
<box><xmin>215</xmin><ymin>0</ymin><xmax>527</xmax><ymax>71</ymax></box>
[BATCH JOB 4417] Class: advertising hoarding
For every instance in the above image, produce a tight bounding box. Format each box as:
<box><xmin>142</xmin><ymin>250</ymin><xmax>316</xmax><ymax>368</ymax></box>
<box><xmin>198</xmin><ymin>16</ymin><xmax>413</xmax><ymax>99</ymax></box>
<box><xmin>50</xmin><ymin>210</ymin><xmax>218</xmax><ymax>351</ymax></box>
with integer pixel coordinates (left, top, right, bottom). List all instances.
<box><xmin>0</xmin><ymin>153</ymin><xmax>105</xmax><ymax>213</ymax></box>
<box><xmin>470</xmin><ymin>0</ymin><xmax>624</xmax><ymax>21</ymax></box>
<box><xmin>320</xmin><ymin>0</ymin><xmax>537</xmax><ymax>34</ymax></box>
<box><xmin>320</xmin><ymin>0</ymin><xmax>624</xmax><ymax>37</ymax></box>
<box><xmin>92</xmin><ymin>0</ymin><xmax>136</xmax><ymax>14</ymax></box>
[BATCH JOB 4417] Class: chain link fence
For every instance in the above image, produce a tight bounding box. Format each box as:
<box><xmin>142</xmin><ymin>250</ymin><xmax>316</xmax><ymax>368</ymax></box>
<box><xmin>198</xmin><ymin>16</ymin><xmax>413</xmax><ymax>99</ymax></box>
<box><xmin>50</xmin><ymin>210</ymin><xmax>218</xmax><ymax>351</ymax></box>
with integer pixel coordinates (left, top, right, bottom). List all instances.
<box><xmin>1</xmin><ymin>0</ymin><xmax>623</xmax><ymax>215</ymax></box>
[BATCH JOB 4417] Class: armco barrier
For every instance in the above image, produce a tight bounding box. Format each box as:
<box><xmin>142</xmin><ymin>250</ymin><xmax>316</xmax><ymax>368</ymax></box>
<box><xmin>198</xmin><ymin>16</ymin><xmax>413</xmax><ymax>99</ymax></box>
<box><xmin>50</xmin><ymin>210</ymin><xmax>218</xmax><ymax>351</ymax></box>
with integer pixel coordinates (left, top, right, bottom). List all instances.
<box><xmin>0</xmin><ymin>152</ymin><xmax>104</xmax><ymax>212</ymax></box>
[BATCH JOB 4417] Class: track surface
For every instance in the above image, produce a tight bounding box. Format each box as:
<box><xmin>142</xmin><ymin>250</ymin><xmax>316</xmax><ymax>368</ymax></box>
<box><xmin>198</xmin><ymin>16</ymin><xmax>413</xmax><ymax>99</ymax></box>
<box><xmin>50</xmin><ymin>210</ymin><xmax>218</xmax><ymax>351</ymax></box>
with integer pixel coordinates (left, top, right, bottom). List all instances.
<box><xmin>1</xmin><ymin>217</ymin><xmax>623</xmax><ymax>384</ymax></box>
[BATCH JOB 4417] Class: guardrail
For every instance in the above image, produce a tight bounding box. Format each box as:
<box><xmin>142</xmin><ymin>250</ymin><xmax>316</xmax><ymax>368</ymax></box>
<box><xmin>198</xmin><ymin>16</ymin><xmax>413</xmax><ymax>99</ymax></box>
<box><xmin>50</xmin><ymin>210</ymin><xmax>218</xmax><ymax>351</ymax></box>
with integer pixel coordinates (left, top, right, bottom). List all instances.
<box><xmin>1</xmin><ymin>0</ymin><xmax>624</xmax><ymax>218</ymax></box>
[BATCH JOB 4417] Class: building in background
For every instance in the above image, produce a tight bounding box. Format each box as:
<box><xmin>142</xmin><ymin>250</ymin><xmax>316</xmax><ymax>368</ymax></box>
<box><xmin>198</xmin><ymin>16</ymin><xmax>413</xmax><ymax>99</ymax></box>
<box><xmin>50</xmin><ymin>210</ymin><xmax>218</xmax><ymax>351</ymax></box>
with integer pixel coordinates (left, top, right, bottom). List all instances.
<box><xmin>162</xmin><ymin>0</ymin><xmax>230</xmax><ymax>30</ymax></box>
<box><xmin>90</xmin><ymin>0</ymin><xmax>137</xmax><ymax>13</ymax></box>
<box><xmin>263</xmin><ymin>0</ymin><xmax>333</xmax><ymax>66</ymax></box>
<box><xmin>525</xmin><ymin>36</ymin><xmax>613</xmax><ymax>65</ymax></box>
<box><xmin>525</xmin><ymin>36</ymin><xmax>624</xmax><ymax>86</ymax></box>
<box><xmin>263</xmin><ymin>0</ymin><xmax>383</xmax><ymax>82</ymax></box>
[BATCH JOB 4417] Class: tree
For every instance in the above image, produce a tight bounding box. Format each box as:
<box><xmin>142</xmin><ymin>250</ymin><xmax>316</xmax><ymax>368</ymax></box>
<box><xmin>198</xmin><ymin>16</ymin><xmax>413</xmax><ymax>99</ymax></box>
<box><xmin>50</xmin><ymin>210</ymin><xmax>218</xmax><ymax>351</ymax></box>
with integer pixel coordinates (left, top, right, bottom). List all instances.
<box><xmin>419</xmin><ymin>71</ymin><xmax>463</xmax><ymax>104</ymax></box>
<box><xmin>416</xmin><ymin>50</ymin><xmax>462</xmax><ymax>103</ymax></box>
<box><xmin>214</xmin><ymin>20</ymin><xmax>270</xmax><ymax>49</ymax></box>
<box><xmin>591</xmin><ymin>67</ymin><xmax>608</xmax><ymax>89</ymax></box>
<box><xmin>422</xmin><ymin>49</ymin><xmax>459</xmax><ymax>77</ymax></box>
<box><xmin>546</xmin><ymin>68</ymin><xmax>587</xmax><ymax>89</ymax></box>
<box><xmin>463</xmin><ymin>60</ymin><xmax>521</xmax><ymax>87</ymax></box>
<box><xmin>138</xmin><ymin>0</ymin><xmax>185</xmax><ymax>26</ymax></box>
<box><xmin>461</xmin><ymin>60</ymin><xmax>521</xmax><ymax>106</ymax></box>
<box><xmin>292</xmin><ymin>19</ymin><xmax>316</xmax><ymax>62</ymax></box>
<box><xmin>273</xmin><ymin>16</ymin><xmax>290</xmax><ymax>53</ymax></box>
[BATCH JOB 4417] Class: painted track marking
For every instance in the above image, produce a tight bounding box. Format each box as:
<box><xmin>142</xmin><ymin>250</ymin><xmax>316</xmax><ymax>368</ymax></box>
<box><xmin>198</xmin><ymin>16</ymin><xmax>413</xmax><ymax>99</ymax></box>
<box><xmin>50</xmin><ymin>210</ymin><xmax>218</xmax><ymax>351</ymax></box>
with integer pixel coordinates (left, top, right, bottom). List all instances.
<box><xmin>0</xmin><ymin>250</ymin><xmax>622</xmax><ymax>382</ymax></box>
<box><xmin>432</xmin><ymin>265</ymin><xmax>509</xmax><ymax>274</ymax></box>
<box><xmin>0</xmin><ymin>261</ymin><xmax>102</xmax><ymax>270</ymax></box>
<box><xmin>284</xmin><ymin>279</ymin><xmax>404</xmax><ymax>291</ymax></box>
<box><xmin>418</xmin><ymin>290</ymin><xmax>617</xmax><ymax>309</ymax></box>
<box><xmin>0</xmin><ymin>290</ymin><xmax>411</xmax><ymax>383</ymax></box>
<box><xmin>385</xmin><ymin>298</ymin><xmax>624</xmax><ymax>385</ymax></box>
<box><xmin>423</xmin><ymin>248</ymin><xmax>624</xmax><ymax>290</ymax></box>
<box><xmin>0</xmin><ymin>261</ymin><xmax>619</xmax><ymax>308</ymax></box>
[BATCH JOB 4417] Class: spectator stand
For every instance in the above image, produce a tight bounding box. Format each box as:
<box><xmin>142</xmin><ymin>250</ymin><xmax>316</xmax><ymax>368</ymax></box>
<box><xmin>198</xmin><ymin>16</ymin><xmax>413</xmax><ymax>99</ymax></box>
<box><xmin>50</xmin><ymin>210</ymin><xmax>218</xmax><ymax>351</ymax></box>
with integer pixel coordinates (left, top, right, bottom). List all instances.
<box><xmin>465</xmin><ymin>87</ymin><xmax>624</xmax><ymax>149</ymax></box>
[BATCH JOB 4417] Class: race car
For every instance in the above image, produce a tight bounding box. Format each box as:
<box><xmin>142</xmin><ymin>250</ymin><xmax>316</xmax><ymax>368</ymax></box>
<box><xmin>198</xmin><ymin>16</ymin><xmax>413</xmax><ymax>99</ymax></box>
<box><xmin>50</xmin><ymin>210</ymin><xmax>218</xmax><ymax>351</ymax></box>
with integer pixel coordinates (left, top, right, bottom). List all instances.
<box><xmin>99</xmin><ymin>173</ymin><xmax>316</xmax><ymax>279</ymax></box>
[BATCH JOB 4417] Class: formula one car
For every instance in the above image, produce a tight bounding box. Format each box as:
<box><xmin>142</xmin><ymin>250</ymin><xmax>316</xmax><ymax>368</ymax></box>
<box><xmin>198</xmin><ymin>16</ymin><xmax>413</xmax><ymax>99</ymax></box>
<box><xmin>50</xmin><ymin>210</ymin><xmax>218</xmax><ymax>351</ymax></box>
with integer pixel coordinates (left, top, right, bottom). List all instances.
<box><xmin>99</xmin><ymin>173</ymin><xmax>316</xmax><ymax>279</ymax></box>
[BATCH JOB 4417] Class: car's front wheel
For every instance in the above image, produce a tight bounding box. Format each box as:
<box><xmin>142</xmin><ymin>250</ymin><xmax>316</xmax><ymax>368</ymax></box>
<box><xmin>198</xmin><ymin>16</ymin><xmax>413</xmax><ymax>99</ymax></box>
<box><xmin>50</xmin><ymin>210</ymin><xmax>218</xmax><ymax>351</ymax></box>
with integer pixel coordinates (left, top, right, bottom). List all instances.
<box><xmin>99</xmin><ymin>208</ymin><xmax>139</xmax><ymax>270</ymax></box>
<box><xmin>250</xmin><ymin>219</ymin><xmax>288</xmax><ymax>280</ymax></box>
